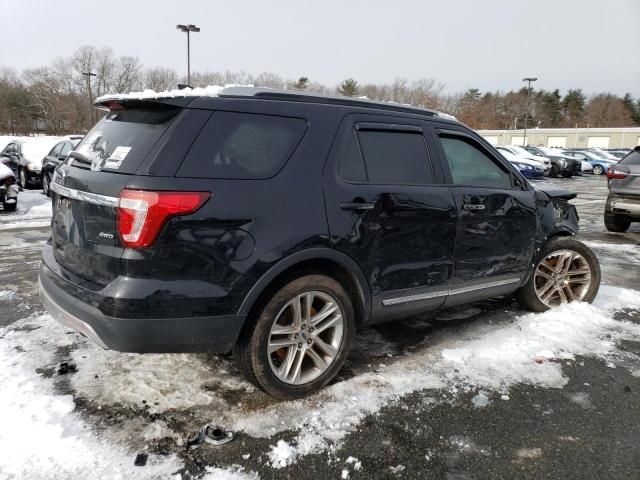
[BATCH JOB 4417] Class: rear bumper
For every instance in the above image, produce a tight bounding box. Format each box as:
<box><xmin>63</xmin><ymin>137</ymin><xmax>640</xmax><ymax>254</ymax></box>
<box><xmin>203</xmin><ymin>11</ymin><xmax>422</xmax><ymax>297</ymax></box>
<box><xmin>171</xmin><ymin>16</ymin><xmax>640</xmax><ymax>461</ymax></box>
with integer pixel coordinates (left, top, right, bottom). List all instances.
<box><xmin>606</xmin><ymin>194</ymin><xmax>640</xmax><ymax>218</ymax></box>
<box><xmin>38</xmin><ymin>260</ymin><xmax>246</xmax><ymax>353</ymax></box>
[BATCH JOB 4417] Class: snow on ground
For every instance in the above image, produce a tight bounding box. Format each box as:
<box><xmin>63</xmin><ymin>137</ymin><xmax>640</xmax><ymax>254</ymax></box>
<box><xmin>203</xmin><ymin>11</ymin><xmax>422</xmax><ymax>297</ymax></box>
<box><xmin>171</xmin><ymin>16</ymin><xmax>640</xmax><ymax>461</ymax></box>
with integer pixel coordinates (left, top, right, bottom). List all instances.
<box><xmin>2</xmin><ymin>284</ymin><xmax>638</xmax><ymax>476</ymax></box>
<box><xmin>0</xmin><ymin>314</ymin><xmax>184</xmax><ymax>479</ymax></box>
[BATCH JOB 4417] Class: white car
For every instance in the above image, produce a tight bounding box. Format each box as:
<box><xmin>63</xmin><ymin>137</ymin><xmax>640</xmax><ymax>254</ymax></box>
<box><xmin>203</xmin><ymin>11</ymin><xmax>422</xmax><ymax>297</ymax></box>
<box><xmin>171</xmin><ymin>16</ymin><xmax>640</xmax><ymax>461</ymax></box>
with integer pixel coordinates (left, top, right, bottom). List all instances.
<box><xmin>580</xmin><ymin>161</ymin><xmax>593</xmax><ymax>173</ymax></box>
<box><xmin>495</xmin><ymin>145</ymin><xmax>551</xmax><ymax>174</ymax></box>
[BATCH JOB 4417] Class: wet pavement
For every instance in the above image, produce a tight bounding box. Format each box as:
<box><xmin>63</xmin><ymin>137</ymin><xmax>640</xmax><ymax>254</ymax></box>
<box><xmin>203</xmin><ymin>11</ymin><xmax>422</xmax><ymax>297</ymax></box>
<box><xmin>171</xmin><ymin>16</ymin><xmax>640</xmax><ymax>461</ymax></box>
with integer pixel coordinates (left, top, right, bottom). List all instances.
<box><xmin>0</xmin><ymin>176</ymin><xmax>639</xmax><ymax>479</ymax></box>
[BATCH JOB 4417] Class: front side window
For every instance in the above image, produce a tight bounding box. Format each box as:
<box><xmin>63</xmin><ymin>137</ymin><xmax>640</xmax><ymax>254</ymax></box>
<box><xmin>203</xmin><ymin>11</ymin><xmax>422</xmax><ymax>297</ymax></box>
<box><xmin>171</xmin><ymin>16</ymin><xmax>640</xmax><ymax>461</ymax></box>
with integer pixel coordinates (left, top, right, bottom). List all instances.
<box><xmin>439</xmin><ymin>136</ymin><xmax>512</xmax><ymax>189</ymax></box>
<box><xmin>356</xmin><ymin>129</ymin><xmax>434</xmax><ymax>184</ymax></box>
<box><xmin>178</xmin><ymin>112</ymin><xmax>307</xmax><ymax>179</ymax></box>
<box><xmin>60</xmin><ymin>142</ymin><xmax>73</xmax><ymax>157</ymax></box>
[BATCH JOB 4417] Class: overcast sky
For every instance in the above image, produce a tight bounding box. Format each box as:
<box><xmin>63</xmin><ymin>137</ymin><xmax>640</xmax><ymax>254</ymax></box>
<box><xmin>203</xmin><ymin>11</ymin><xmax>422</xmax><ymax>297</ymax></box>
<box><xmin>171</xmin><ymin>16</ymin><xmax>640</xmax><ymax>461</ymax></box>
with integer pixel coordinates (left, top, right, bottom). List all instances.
<box><xmin>1</xmin><ymin>0</ymin><xmax>639</xmax><ymax>96</ymax></box>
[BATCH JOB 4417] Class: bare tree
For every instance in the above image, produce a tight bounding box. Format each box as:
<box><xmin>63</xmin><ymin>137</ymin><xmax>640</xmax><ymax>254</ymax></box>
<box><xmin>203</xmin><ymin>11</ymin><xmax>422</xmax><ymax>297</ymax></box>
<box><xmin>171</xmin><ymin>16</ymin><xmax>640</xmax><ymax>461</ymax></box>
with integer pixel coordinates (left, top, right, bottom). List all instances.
<box><xmin>143</xmin><ymin>67</ymin><xmax>179</xmax><ymax>91</ymax></box>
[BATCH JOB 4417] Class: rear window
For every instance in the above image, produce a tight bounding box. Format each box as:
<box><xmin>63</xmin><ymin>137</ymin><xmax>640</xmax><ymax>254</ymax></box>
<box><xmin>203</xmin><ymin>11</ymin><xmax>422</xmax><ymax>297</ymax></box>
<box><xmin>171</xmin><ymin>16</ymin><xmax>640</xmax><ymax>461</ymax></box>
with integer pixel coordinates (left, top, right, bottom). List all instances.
<box><xmin>71</xmin><ymin>108</ymin><xmax>180</xmax><ymax>173</ymax></box>
<box><xmin>177</xmin><ymin>112</ymin><xmax>307</xmax><ymax>179</ymax></box>
<box><xmin>620</xmin><ymin>150</ymin><xmax>640</xmax><ymax>165</ymax></box>
<box><xmin>356</xmin><ymin>129</ymin><xmax>434</xmax><ymax>184</ymax></box>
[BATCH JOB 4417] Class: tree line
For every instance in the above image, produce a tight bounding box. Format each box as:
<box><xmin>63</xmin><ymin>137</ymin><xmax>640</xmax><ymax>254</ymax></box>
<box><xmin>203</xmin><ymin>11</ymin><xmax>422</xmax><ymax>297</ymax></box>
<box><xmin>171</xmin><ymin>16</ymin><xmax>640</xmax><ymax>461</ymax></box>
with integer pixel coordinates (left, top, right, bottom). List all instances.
<box><xmin>1</xmin><ymin>45</ymin><xmax>639</xmax><ymax>135</ymax></box>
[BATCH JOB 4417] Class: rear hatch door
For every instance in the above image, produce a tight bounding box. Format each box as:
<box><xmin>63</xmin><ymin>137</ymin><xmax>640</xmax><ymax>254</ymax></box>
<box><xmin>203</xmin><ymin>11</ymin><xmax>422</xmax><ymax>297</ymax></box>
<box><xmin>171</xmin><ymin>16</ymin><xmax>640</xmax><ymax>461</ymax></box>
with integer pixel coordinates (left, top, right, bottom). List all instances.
<box><xmin>50</xmin><ymin>101</ymin><xmax>188</xmax><ymax>286</ymax></box>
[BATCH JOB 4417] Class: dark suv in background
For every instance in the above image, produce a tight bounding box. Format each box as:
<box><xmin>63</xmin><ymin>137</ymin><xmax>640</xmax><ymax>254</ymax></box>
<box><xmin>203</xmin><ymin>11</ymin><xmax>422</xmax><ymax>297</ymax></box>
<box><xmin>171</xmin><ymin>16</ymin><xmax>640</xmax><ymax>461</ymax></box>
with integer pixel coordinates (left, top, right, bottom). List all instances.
<box><xmin>39</xmin><ymin>88</ymin><xmax>600</xmax><ymax>399</ymax></box>
<box><xmin>605</xmin><ymin>147</ymin><xmax>640</xmax><ymax>232</ymax></box>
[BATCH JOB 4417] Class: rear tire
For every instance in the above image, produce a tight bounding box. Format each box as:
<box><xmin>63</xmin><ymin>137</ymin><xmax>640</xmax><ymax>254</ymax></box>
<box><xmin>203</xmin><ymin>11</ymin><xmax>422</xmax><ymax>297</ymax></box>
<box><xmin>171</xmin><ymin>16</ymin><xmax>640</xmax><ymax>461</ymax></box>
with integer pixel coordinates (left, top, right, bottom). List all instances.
<box><xmin>604</xmin><ymin>213</ymin><xmax>631</xmax><ymax>233</ymax></box>
<box><xmin>592</xmin><ymin>165</ymin><xmax>604</xmax><ymax>175</ymax></box>
<box><xmin>515</xmin><ymin>237</ymin><xmax>600</xmax><ymax>312</ymax></box>
<box><xmin>233</xmin><ymin>274</ymin><xmax>355</xmax><ymax>399</ymax></box>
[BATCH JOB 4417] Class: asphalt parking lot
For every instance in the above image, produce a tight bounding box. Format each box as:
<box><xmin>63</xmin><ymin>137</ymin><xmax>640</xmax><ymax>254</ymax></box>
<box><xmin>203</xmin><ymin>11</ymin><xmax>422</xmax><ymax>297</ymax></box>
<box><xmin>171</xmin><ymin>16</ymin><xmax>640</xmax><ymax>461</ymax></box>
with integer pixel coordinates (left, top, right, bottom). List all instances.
<box><xmin>0</xmin><ymin>175</ymin><xmax>639</xmax><ymax>480</ymax></box>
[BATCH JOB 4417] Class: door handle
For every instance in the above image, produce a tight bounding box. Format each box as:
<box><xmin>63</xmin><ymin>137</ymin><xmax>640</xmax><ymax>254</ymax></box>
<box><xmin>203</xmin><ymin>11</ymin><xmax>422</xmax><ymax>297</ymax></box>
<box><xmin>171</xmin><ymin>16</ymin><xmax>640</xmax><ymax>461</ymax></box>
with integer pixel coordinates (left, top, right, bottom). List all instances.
<box><xmin>340</xmin><ymin>201</ymin><xmax>375</xmax><ymax>211</ymax></box>
<box><xmin>463</xmin><ymin>203</ymin><xmax>485</xmax><ymax>211</ymax></box>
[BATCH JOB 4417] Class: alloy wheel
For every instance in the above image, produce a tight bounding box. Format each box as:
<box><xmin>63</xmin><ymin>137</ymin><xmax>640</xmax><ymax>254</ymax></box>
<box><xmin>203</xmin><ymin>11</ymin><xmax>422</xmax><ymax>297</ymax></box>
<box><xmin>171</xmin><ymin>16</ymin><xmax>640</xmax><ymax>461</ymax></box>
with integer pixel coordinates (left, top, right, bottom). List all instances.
<box><xmin>267</xmin><ymin>291</ymin><xmax>344</xmax><ymax>385</ymax></box>
<box><xmin>593</xmin><ymin>165</ymin><xmax>603</xmax><ymax>175</ymax></box>
<box><xmin>19</xmin><ymin>169</ymin><xmax>26</xmax><ymax>187</ymax></box>
<box><xmin>534</xmin><ymin>249</ymin><xmax>592</xmax><ymax>307</ymax></box>
<box><xmin>42</xmin><ymin>174</ymin><xmax>49</xmax><ymax>195</ymax></box>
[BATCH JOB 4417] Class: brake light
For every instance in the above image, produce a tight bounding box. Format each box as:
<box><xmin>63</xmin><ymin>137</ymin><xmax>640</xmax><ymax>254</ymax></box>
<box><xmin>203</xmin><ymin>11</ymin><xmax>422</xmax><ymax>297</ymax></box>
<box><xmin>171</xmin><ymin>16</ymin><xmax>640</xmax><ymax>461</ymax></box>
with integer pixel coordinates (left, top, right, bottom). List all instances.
<box><xmin>117</xmin><ymin>190</ymin><xmax>210</xmax><ymax>248</ymax></box>
<box><xmin>606</xmin><ymin>167</ymin><xmax>628</xmax><ymax>179</ymax></box>
<box><xmin>106</xmin><ymin>101</ymin><xmax>126</xmax><ymax>111</ymax></box>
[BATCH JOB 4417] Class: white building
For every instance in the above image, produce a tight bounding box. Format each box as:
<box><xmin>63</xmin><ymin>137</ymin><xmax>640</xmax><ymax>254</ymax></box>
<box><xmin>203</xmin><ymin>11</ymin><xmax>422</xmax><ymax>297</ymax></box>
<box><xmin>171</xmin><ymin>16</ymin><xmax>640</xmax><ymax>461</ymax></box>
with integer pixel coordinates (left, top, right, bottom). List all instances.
<box><xmin>477</xmin><ymin>127</ymin><xmax>640</xmax><ymax>149</ymax></box>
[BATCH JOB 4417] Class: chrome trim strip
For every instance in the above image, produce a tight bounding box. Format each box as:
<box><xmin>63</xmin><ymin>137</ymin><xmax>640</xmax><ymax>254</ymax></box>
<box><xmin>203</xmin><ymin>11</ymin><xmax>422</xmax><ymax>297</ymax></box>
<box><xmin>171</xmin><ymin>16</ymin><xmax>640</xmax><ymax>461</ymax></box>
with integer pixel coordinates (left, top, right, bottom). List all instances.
<box><xmin>382</xmin><ymin>290</ymin><xmax>448</xmax><ymax>306</ymax></box>
<box><xmin>449</xmin><ymin>277</ymin><xmax>521</xmax><ymax>296</ymax></box>
<box><xmin>51</xmin><ymin>181</ymin><xmax>119</xmax><ymax>207</ymax></box>
<box><xmin>382</xmin><ymin>277</ymin><xmax>521</xmax><ymax>306</ymax></box>
<box><xmin>611</xmin><ymin>201</ymin><xmax>640</xmax><ymax>214</ymax></box>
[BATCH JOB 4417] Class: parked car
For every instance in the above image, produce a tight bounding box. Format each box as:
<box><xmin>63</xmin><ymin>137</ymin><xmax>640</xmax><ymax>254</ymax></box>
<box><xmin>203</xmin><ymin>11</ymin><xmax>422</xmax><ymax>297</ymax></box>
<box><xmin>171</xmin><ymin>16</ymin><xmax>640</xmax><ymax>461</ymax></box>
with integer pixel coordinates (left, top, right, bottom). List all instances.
<box><xmin>523</xmin><ymin>146</ymin><xmax>582</xmax><ymax>178</ymax></box>
<box><xmin>495</xmin><ymin>145</ymin><xmax>551</xmax><ymax>175</ymax></box>
<box><xmin>41</xmin><ymin>139</ymin><xmax>76</xmax><ymax>196</ymax></box>
<box><xmin>563</xmin><ymin>150</ymin><xmax>616</xmax><ymax>175</ymax></box>
<box><xmin>604</xmin><ymin>147</ymin><xmax>640</xmax><ymax>232</ymax></box>
<box><xmin>498</xmin><ymin>149</ymin><xmax>544</xmax><ymax>179</ymax></box>
<box><xmin>0</xmin><ymin>136</ymin><xmax>62</xmax><ymax>188</ymax></box>
<box><xmin>580</xmin><ymin>160</ymin><xmax>594</xmax><ymax>174</ymax></box>
<box><xmin>0</xmin><ymin>163</ymin><xmax>19</xmax><ymax>212</ymax></box>
<box><xmin>39</xmin><ymin>87</ymin><xmax>601</xmax><ymax>399</ymax></box>
<box><xmin>607</xmin><ymin>148</ymin><xmax>632</xmax><ymax>159</ymax></box>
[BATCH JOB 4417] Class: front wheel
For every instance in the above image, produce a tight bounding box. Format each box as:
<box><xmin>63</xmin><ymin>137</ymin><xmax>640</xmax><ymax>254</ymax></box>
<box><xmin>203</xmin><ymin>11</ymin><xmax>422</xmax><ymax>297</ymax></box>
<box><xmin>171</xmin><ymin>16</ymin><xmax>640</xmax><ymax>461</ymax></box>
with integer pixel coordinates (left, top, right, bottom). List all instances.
<box><xmin>42</xmin><ymin>173</ymin><xmax>51</xmax><ymax>197</ymax></box>
<box><xmin>549</xmin><ymin>165</ymin><xmax>560</xmax><ymax>178</ymax></box>
<box><xmin>515</xmin><ymin>237</ymin><xmax>600</xmax><ymax>312</ymax></box>
<box><xmin>233</xmin><ymin>274</ymin><xmax>355</xmax><ymax>399</ymax></box>
<box><xmin>592</xmin><ymin>165</ymin><xmax>604</xmax><ymax>175</ymax></box>
<box><xmin>19</xmin><ymin>168</ymin><xmax>27</xmax><ymax>188</ymax></box>
<box><xmin>2</xmin><ymin>200</ymin><xmax>17</xmax><ymax>212</ymax></box>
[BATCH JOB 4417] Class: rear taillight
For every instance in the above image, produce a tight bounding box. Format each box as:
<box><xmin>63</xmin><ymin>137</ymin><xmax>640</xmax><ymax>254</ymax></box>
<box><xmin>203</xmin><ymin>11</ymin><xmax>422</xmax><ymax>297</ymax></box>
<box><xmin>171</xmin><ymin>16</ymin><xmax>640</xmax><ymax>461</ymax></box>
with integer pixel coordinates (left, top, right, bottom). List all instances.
<box><xmin>117</xmin><ymin>190</ymin><xmax>210</xmax><ymax>248</ymax></box>
<box><xmin>606</xmin><ymin>167</ymin><xmax>628</xmax><ymax>179</ymax></box>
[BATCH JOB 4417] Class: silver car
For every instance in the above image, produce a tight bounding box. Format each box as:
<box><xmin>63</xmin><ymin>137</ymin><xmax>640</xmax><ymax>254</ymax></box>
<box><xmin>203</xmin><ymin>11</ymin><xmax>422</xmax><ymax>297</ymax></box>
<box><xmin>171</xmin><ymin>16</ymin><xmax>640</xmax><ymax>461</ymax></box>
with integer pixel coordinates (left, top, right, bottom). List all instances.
<box><xmin>604</xmin><ymin>147</ymin><xmax>640</xmax><ymax>232</ymax></box>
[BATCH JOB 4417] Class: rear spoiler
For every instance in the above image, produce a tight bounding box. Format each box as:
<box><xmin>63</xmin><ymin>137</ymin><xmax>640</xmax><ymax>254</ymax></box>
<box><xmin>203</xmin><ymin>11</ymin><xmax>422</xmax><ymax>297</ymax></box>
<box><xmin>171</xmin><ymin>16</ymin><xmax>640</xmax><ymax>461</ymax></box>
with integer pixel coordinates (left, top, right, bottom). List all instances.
<box><xmin>94</xmin><ymin>96</ymin><xmax>195</xmax><ymax>111</ymax></box>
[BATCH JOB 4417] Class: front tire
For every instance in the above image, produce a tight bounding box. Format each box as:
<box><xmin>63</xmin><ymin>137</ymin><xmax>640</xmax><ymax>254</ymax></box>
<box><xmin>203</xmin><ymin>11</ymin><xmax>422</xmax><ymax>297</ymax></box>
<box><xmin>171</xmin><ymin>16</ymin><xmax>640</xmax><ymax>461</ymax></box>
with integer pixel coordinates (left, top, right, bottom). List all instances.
<box><xmin>2</xmin><ymin>200</ymin><xmax>17</xmax><ymax>212</ymax></box>
<box><xmin>550</xmin><ymin>165</ymin><xmax>560</xmax><ymax>178</ymax></box>
<box><xmin>19</xmin><ymin>168</ymin><xmax>27</xmax><ymax>188</ymax></box>
<box><xmin>234</xmin><ymin>274</ymin><xmax>355</xmax><ymax>399</ymax></box>
<box><xmin>604</xmin><ymin>213</ymin><xmax>631</xmax><ymax>233</ymax></box>
<box><xmin>42</xmin><ymin>173</ymin><xmax>51</xmax><ymax>197</ymax></box>
<box><xmin>515</xmin><ymin>237</ymin><xmax>600</xmax><ymax>312</ymax></box>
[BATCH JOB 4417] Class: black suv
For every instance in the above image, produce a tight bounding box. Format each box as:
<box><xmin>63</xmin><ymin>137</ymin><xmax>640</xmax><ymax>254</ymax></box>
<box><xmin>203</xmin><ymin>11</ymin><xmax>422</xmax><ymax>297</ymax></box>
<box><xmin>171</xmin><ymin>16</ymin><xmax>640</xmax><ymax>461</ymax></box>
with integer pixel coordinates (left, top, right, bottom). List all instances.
<box><xmin>39</xmin><ymin>88</ymin><xmax>601</xmax><ymax>399</ymax></box>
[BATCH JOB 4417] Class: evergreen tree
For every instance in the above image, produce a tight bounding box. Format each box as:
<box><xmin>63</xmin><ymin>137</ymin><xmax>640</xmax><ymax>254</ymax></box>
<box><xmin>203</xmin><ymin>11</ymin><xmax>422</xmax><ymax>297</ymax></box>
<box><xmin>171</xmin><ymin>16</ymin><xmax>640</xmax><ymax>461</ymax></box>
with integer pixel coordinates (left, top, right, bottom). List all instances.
<box><xmin>562</xmin><ymin>89</ymin><xmax>586</xmax><ymax>126</ymax></box>
<box><xmin>338</xmin><ymin>78</ymin><xmax>359</xmax><ymax>97</ymax></box>
<box><xmin>293</xmin><ymin>76</ymin><xmax>309</xmax><ymax>90</ymax></box>
<box><xmin>622</xmin><ymin>93</ymin><xmax>640</xmax><ymax>125</ymax></box>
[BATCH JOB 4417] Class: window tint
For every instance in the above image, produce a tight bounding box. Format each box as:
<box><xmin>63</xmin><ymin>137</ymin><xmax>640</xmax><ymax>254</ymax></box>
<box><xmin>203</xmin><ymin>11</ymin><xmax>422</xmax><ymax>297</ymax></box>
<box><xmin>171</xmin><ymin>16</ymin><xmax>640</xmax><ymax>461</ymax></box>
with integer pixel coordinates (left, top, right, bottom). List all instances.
<box><xmin>439</xmin><ymin>136</ymin><xmax>512</xmax><ymax>189</ymax></box>
<box><xmin>3</xmin><ymin>143</ymin><xmax>16</xmax><ymax>154</ymax></box>
<box><xmin>60</xmin><ymin>142</ymin><xmax>72</xmax><ymax>157</ymax></box>
<box><xmin>338</xmin><ymin>129</ymin><xmax>366</xmax><ymax>182</ymax></box>
<box><xmin>49</xmin><ymin>143</ymin><xmax>62</xmax><ymax>157</ymax></box>
<box><xmin>356</xmin><ymin>129</ymin><xmax>434</xmax><ymax>184</ymax></box>
<box><xmin>178</xmin><ymin>112</ymin><xmax>307</xmax><ymax>179</ymax></box>
<box><xmin>620</xmin><ymin>150</ymin><xmax>640</xmax><ymax>165</ymax></box>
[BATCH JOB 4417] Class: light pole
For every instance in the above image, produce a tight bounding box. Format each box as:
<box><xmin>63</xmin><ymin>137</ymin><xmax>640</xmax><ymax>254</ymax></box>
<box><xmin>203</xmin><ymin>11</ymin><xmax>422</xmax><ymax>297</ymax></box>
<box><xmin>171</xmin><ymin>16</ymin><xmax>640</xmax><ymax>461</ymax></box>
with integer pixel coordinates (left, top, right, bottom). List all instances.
<box><xmin>522</xmin><ymin>77</ymin><xmax>537</xmax><ymax>146</ymax></box>
<box><xmin>82</xmin><ymin>71</ymin><xmax>96</xmax><ymax>127</ymax></box>
<box><xmin>176</xmin><ymin>24</ymin><xmax>200</xmax><ymax>86</ymax></box>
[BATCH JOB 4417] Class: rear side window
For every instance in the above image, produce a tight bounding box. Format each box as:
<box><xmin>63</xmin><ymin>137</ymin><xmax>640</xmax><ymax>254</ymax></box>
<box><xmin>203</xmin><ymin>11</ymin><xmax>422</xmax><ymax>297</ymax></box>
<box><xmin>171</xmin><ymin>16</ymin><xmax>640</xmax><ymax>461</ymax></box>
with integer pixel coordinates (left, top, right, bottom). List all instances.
<box><xmin>72</xmin><ymin>108</ymin><xmax>180</xmax><ymax>173</ymax></box>
<box><xmin>620</xmin><ymin>150</ymin><xmax>640</xmax><ymax>165</ymax></box>
<box><xmin>178</xmin><ymin>112</ymin><xmax>307</xmax><ymax>179</ymax></box>
<box><xmin>439</xmin><ymin>136</ymin><xmax>512</xmax><ymax>189</ymax></box>
<box><xmin>356</xmin><ymin>129</ymin><xmax>434</xmax><ymax>184</ymax></box>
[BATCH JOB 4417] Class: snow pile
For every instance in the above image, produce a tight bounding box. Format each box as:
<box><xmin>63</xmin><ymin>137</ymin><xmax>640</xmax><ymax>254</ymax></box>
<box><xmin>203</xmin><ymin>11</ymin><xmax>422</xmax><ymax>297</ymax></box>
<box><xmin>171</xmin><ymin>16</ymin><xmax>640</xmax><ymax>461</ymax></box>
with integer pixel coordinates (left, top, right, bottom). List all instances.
<box><xmin>0</xmin><ymin>314</ymin><xmax>183</xmax><ymax>479</ymax></box>
<box><xmin>267</xmin><ymin>433</ymin><xmax>327</xmax><ymax>468</ymax></box>
<box><xmin>96</xmin><ymin>84</ymin><xmax>253</xmax><ymax>102</ymax></box>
